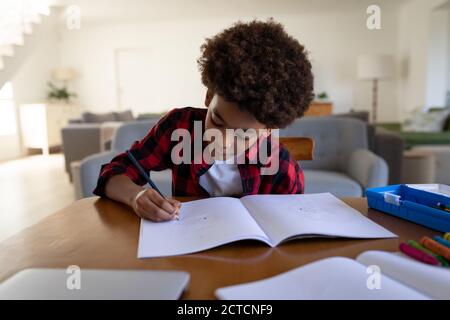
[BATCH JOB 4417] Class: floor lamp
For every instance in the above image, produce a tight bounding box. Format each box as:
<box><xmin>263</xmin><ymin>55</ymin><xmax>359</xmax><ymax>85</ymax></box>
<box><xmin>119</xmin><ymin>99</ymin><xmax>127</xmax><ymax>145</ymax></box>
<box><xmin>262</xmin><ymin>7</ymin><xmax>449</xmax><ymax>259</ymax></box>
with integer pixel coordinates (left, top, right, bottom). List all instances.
<box><xmin>357</xmin><ymin>54</ymin><xmax>394</xmax><ymax>123</ymax></box>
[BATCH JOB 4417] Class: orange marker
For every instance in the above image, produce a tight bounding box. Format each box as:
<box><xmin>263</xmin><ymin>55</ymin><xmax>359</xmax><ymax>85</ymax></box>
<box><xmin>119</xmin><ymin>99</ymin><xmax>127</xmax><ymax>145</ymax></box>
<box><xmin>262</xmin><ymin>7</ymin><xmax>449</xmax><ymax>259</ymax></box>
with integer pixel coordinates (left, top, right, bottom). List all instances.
<box><xmin>420</xmin><ymin>236</ymin><xmax>450</xmax><ymax>262</ymax></box>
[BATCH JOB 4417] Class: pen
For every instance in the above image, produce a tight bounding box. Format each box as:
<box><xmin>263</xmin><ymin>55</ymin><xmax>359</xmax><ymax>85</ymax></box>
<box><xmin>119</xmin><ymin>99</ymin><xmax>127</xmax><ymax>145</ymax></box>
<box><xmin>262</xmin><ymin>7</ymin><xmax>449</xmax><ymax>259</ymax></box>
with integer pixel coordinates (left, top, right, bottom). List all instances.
<box><xmin>126</xmin><ymin>150</ymin><xmax>165</xmax><ymax>198</ymax></box>
<box><xmin>126</xmin><ymin>150</ymin><xmax>179</xmax><ymax>220</ymax></box>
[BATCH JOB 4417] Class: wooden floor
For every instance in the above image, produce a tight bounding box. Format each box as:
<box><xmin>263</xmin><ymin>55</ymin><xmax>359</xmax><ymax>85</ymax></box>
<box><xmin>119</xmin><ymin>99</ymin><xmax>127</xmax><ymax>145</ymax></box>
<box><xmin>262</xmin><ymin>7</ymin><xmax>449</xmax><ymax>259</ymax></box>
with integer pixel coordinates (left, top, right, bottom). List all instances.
<box><xmin>0</xmin><ymin>154</ymin><xmax>74</xmax><ymax>242</ymax></box>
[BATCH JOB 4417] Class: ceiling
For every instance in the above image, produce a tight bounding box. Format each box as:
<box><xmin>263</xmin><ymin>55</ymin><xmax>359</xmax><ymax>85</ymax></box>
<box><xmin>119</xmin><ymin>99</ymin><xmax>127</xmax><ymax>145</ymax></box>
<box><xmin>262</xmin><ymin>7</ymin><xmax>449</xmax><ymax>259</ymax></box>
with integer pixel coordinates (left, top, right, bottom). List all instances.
<box><xmin>50</xmin><ymin>0</ymin><xmax>411</xmax><ymax>23</ymax></box>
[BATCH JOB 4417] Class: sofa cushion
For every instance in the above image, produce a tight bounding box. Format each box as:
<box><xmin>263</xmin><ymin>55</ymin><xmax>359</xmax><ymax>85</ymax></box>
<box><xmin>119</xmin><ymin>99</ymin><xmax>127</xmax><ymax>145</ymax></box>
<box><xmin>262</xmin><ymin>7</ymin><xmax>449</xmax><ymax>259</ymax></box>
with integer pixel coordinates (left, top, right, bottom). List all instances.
<box><xmin>82</xmin><ymin>112</ymin><xmax>116</xmax><ymax>123</ymax></box>
<box><xmin>333</xmin><ymin>111</ymin><xmax>375</xmax><ymax>150</ymax></box>
<box><xmin>402</xmin><ymin>108</ymin><xmax>450</xmax><ymax>133</ymax></box>
<box><xmin>136</xmin><ymin>113</ymin><xmax>165</xmax><ymax>120</ymax></box>
<box><xmin>334</xmin><ymin>111</ymin><xmax>370</xmax><ymax>122</ymax></box>
<box><xmin>303</xmin><ymin>169</ymin><xmax>362</xmax><ymax>197</ymax></box>
<box><xmin>114</xmin><ymin>110</ymin><xmax>134</xmax><ymax>121</ymax></box>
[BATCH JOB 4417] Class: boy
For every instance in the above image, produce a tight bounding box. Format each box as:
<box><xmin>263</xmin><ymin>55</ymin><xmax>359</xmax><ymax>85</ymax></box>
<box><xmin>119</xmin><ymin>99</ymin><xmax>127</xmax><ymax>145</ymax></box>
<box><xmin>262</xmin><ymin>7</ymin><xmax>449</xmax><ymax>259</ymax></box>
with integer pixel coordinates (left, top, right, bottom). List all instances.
<box><xmin>94</xmin><ymin>19</ymin><xmax>314</xmax><ymax>222</ymax></box>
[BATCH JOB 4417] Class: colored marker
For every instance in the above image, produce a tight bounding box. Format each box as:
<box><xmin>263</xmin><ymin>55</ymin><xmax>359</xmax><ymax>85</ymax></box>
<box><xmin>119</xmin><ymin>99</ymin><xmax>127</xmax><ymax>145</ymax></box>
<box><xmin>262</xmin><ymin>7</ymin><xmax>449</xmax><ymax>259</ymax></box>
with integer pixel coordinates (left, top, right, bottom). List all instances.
<box><xmin>407</xmin><ymin>240</ymin><xmax>448</xmax><ymax>267</ymax></box>
<box><xmin>420</xmin><ymin>236</ymin><xmax>450</xmax><ymax>262</ymax></box>
<box><xmin>437</xmin><ymin>202</ymin><xmax>450</xmax><ymax>212</ymax></box>
<box><xmin>399</xmin><ymin>243</ymin><xmax>440</xmax><ymax>266</ymax></box>
<box><xmin>433</xmin><ymin>236</ymin><xmax>450</xmax><ymax>249</ymax></box>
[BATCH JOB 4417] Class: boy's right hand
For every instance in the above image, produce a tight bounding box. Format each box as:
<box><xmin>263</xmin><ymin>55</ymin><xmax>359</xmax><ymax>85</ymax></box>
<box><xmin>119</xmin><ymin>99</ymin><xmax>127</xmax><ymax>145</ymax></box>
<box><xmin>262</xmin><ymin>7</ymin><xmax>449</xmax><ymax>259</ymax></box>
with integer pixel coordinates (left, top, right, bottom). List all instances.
<box><xmin>132</xmin><ymin>189</ymin><xmax>181</xmax><ymax>222</ymax></box>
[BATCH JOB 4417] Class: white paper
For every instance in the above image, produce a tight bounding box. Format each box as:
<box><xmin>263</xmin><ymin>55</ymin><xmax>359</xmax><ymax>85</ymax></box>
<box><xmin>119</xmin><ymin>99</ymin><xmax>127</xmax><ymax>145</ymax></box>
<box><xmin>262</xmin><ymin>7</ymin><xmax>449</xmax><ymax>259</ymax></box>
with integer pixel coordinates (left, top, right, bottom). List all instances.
<box><xmin>357</xmin><ymin>250</ymin><xmax>450</xmax><ymax>300</ymax></box>
<box><xmin>240</xmin><ymin>193</ymin><xmax>397</xmax><ymax>246</ymax></box>
<box><xmin>215</xmin><ymin>257</ymin><xmax>429</xmax><ymax>300</ymax></box>
<box><xmin>138</xmin><ymin>193</ymin><xmax>396</xmax><ymax>258</ymax></box>
<box><xmin>407</xmin><ymin>184</ymin><xmax>450</xmax><ymax>197</ymax></box>
<box><xmin>138</xmin><ymin>197</ymin><xmax>269</xmax><ymax>258</ymax></box>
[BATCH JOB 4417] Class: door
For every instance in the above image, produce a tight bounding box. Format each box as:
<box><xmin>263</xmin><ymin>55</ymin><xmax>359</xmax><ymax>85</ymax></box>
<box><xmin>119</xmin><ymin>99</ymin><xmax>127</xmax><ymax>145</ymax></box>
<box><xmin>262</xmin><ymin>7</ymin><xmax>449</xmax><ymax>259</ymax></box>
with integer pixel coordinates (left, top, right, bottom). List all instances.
<box><xmin>116</xmin><ymin>48</ymin><xmax>166</xmax><ymax>115</ymax></box>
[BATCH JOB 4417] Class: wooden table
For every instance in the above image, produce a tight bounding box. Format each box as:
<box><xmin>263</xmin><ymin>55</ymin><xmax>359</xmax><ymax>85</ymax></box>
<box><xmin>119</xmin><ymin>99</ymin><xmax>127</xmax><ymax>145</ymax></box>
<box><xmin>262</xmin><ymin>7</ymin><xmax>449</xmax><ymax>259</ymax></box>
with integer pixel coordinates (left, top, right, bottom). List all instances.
<box><xmin>0</xmin><ymin>197</ymin><xmax>438</xmax><ymax>299</ymax></box>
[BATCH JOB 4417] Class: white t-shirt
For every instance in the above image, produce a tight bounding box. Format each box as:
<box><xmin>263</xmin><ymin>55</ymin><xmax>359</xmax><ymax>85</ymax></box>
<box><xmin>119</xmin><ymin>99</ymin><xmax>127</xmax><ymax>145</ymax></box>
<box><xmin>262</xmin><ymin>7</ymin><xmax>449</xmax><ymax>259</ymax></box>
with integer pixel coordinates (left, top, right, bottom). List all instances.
<box><xmin>199</xmin><ymin>159</ymin><xmax>243</xmax><ymax>197</ymax></box>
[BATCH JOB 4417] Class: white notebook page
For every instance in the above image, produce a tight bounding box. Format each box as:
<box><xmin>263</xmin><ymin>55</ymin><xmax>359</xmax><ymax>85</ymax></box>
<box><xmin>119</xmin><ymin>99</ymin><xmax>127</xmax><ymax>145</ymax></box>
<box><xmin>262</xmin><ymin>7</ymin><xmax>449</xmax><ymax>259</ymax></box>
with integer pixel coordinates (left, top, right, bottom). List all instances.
<box><xmin>241</xmin><ymin>193</ymin><xmax>397</xmax><ymax>246</ymax></box>
<box><xmin>138</xmin><ymin>197</ymin><xmax>268</xmax><ymax>258</ymax></box>
<box><xmin>215</xmin><ymin>257</ymin><xmax>429</xmax><ymax>300</ymax></box>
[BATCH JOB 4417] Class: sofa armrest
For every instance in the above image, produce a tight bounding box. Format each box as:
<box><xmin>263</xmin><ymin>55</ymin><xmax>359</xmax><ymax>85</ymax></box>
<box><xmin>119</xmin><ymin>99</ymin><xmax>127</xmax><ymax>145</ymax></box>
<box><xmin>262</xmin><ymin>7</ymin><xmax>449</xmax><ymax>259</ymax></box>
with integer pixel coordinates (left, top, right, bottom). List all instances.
<box><xmin>345</xmin><ymin>149</ymin><xmax>388</xmax><ymax>190</ymax></box>
<box><xmin>61</xmin><ymin>124</ymin><xmax>102</xmax><ymax>179</ymax></box>
<box><xmin>79</xmin><ymin>151</ymin><xmax>116</xmax><ymax>198</ymax></box>
<box><xmin>373</xmin><ymin>128</ymin><xmax>405</xmax><ymax>184</ymax></box>
<box><xmin>79</xmin><ymin>152</ymin><xmax>173</xmax><ymax>198</ymax></box>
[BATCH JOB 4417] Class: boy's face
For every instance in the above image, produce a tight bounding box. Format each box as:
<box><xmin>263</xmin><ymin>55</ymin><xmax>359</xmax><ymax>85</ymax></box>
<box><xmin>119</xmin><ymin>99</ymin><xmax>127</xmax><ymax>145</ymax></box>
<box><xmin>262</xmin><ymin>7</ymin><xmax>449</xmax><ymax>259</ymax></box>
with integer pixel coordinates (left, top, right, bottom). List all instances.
<box><xmin>204</xmin><ymin>90</ymin><xmax>269</xmax><ymax>160</ymax></box>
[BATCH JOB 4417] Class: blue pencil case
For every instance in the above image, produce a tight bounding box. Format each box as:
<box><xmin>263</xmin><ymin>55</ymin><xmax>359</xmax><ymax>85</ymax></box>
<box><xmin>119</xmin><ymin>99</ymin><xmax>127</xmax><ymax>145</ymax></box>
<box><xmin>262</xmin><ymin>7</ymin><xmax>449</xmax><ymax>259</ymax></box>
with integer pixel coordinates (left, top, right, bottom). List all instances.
<box><xmin>366</xmin><ymin>184</ymin><xmax>450</xmax><ymax>232</ymax></box>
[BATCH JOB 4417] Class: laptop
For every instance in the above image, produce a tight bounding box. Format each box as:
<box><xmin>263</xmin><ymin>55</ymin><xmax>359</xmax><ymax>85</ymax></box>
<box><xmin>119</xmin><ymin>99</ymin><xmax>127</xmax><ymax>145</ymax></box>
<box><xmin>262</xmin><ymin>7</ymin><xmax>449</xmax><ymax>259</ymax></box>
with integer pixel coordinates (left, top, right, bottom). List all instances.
<box><xmin>0</xmin><ymin>268</ymin><xmax>189</xmax><ymax>300</ymax></box>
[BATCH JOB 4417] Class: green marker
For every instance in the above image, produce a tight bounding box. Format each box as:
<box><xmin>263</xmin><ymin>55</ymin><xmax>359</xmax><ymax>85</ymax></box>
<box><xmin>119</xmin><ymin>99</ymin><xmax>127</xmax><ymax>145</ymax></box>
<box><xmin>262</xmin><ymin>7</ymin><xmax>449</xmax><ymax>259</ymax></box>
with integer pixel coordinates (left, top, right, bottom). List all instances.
<box><xmin>407</xmin><ymin>240</ymin><xmax>449</xmax><ymax>267</ymax></box>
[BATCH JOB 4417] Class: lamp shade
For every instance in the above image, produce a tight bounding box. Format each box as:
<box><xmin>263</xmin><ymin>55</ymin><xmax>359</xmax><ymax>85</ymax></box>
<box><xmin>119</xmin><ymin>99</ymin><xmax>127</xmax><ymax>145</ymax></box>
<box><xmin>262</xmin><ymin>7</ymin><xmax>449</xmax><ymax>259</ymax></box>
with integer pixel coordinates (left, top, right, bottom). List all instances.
<box><xmin>52</xmin><ymin>67</ymin><xmax>77</xmax><ymax>81</ymax></box>
<box><xmin>357</xmin><ymin>54</ymin><xmax>394</xmax><ymax>80</ymax></box>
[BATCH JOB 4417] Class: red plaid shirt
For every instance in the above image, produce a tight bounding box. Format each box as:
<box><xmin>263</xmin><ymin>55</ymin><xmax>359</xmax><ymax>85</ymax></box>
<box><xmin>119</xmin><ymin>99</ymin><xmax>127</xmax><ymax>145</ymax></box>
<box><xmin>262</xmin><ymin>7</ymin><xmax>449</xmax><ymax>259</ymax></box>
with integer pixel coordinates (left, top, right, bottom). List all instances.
<box><xmin>93</xmin><ymin>107</ymin><xmax>304</xmax><ymax>197</ymax></box>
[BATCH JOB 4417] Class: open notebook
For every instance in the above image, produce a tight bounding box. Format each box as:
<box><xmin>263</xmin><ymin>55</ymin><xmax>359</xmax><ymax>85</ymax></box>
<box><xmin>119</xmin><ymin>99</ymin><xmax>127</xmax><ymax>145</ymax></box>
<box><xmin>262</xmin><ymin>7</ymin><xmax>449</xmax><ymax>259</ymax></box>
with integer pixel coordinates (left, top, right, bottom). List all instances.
<box><xmin>216</xmin><ymin>250</ymin><xmax>450</xmax><ymax>300</ymax></box>
<box><xmin>138</xmin><ymin>193</ymin><xmax>396</xmax><ymax>258</ymax></box>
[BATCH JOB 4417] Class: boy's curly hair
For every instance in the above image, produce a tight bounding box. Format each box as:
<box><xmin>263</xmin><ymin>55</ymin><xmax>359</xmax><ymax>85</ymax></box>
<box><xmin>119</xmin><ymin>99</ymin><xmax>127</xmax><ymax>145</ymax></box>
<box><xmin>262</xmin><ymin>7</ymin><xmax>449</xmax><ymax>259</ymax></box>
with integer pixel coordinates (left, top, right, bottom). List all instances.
<box><xmin>198</xmin><ymin>19</ymin><xmax>314</xmax><ymax>128</ymax></box>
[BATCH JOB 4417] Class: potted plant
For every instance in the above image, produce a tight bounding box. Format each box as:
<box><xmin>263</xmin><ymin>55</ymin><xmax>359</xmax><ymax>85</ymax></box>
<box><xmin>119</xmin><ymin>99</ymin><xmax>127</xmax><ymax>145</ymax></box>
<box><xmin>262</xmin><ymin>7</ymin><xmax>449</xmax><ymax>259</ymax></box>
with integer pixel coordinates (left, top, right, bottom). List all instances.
<box><xmin>47</xmin><ymin>82</ymin><xmax>77</xmax><ymax>103</ymax></box>
<box><xmin>315</xmin><ymin>91</ymin><xmax>329</xmax><ymax>102</ymax></box>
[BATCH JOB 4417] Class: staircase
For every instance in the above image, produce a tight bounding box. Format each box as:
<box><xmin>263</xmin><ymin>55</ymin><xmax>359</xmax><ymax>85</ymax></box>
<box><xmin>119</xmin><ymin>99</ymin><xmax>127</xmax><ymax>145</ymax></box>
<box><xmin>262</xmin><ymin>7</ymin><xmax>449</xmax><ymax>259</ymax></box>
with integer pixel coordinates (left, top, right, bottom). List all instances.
<box><xmin>0</xmin><ymin>0</ymin><xmax>51</xmax><ymax>89</ymax></box>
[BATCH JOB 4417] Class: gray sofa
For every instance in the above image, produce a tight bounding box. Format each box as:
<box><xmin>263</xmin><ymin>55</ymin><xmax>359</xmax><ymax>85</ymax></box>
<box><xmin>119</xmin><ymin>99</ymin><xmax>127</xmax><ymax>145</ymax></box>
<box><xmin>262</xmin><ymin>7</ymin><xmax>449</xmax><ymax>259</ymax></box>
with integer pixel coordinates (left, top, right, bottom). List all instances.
<box><xmin>62</xmin><ymin>123</ymin><xmax>103</xmax><ymax>180</ymax></box>
<box><xmin>77</xmin><ymin>116</ymin><xmax>389</xmax><ymax>198</ymax></box>
<box><xmin>335</xmin><ymin>111</ymin><xmax>405</xmax><ymax>184</ymax></box>
<box><xmin>61</xmin><ymin>110</ymin><xmax>161</xmax><ymax>180</ymax></box>
<box><xmin>372</xmin><ymin>127</ymin><xmax>404</xmax><ymax>184</ymax></box>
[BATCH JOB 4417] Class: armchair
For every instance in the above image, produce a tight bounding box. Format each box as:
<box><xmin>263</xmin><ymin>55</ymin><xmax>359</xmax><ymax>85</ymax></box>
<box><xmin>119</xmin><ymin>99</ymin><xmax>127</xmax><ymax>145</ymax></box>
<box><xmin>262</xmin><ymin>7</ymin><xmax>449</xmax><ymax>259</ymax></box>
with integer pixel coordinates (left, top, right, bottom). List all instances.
<box><xmin>280</xmin><ymin>117</ymin><xmax>388</xmax><ymax>197</ymax></box>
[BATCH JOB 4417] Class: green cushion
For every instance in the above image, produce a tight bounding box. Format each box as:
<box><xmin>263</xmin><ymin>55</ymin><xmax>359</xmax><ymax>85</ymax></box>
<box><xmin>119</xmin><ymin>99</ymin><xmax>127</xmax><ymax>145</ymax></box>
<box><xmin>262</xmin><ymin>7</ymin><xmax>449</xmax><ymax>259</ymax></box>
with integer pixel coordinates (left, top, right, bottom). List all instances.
<box><xmin>377</xmin><ymin>122</ymin><xmax>450</xmax><ymax>149</ymax></box>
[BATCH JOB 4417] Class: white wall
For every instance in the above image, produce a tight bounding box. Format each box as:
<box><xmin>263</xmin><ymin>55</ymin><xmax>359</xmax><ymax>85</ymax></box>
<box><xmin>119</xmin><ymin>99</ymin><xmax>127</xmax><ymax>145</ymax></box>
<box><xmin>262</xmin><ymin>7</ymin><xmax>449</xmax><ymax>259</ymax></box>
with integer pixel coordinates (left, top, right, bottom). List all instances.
<box><xmin>397</xmin><ymin>0</ymin><xmax>450</xmax><ymax>120</ymax></box>
<box><xmin>448</xmin><ymin>6</ymin><xmax>450</xmax><ymax>104</ymax></box>
<box><xmin>0</xmin><ymin>15</ymin><xmax>60</xmax><ymax>161</ymax></box>
<box><xmin>425</xmin><ymin>5</ymin><xmax>450</xmax><ymax>108</ymax></box>
<box><xmin>0</xmin><ymin>102</ymin><xmax>21</xmax><ymax>161</ymax></box>
<box><xmin>12</xmin><ymin>28</ymin><xmax>60</xmax><ymax>107</ymax></box>
<box><xmin>59</xmin><ymin>5</ymin><xmax>400</xmax><ymax>121</ymax></box>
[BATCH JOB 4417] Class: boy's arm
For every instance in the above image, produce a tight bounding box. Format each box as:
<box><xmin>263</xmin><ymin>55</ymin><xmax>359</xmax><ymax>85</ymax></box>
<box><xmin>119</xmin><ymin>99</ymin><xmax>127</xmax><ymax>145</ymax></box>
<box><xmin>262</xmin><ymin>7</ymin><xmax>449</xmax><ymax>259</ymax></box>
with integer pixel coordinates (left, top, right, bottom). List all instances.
<box><xmin>93</xmin><ymin>109</ymin><xmax>182</xmax><ymax>221</ymax></box>
<box><xmin>93</xmin><ymin>109</ymin><xmax>177</xmax><ymax>197</ymax></box>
